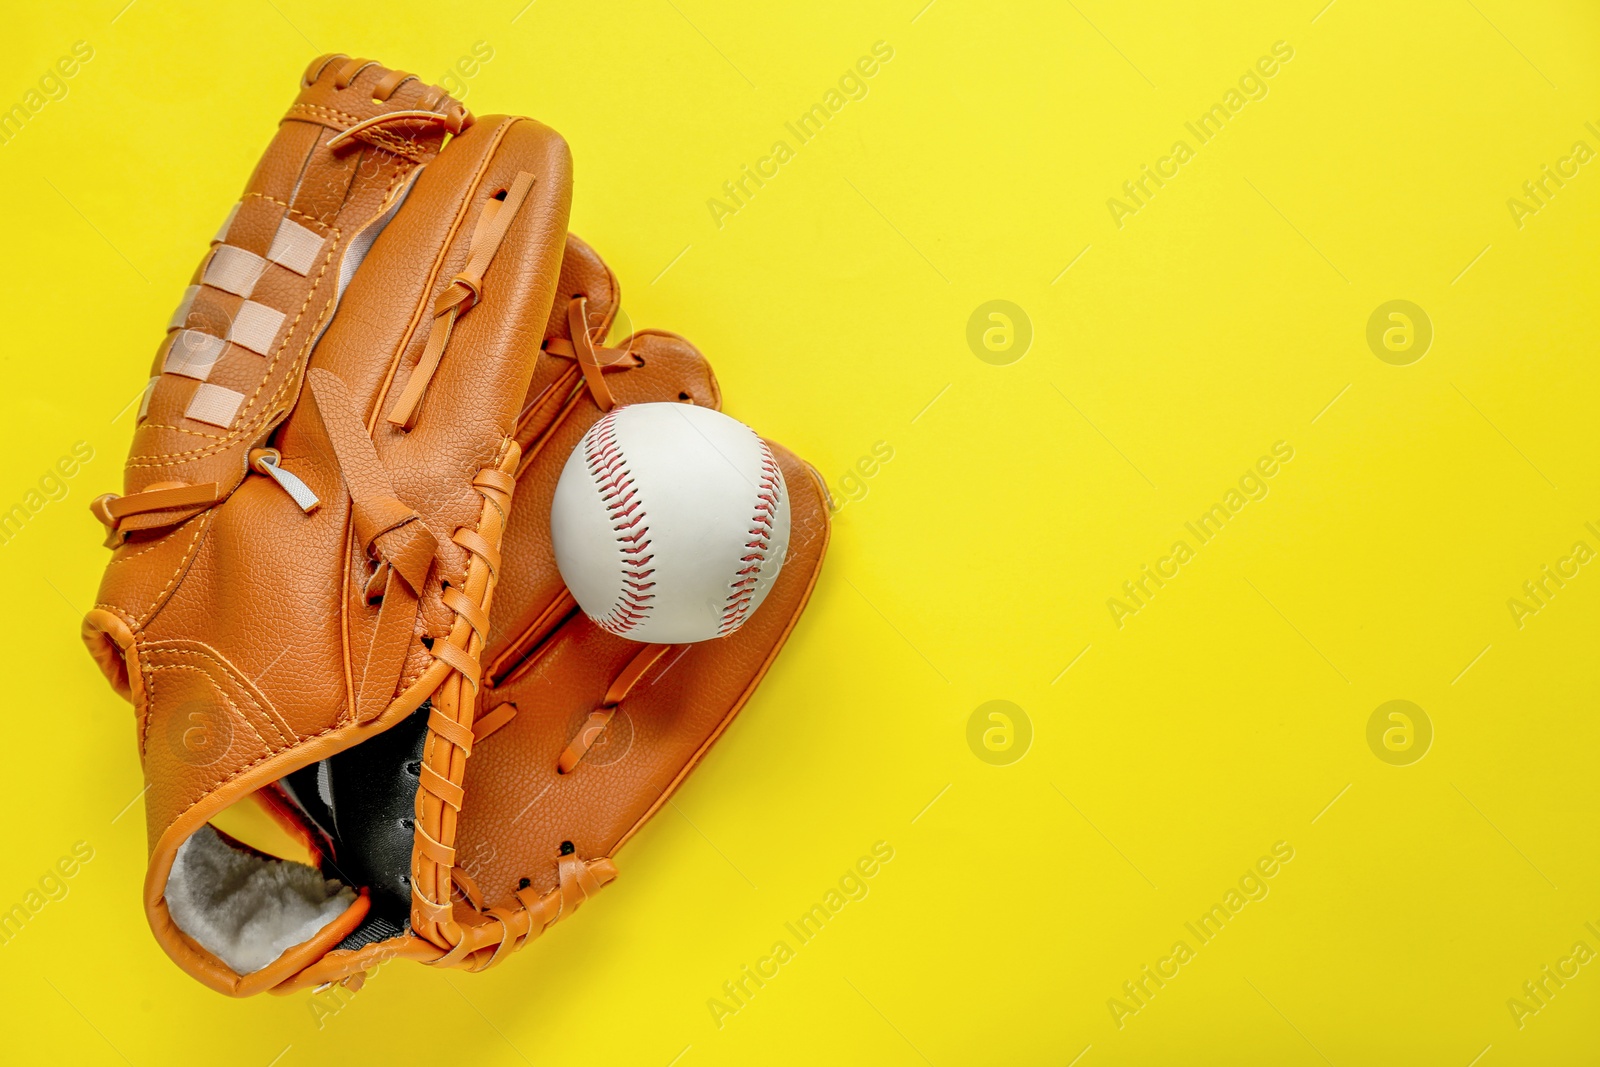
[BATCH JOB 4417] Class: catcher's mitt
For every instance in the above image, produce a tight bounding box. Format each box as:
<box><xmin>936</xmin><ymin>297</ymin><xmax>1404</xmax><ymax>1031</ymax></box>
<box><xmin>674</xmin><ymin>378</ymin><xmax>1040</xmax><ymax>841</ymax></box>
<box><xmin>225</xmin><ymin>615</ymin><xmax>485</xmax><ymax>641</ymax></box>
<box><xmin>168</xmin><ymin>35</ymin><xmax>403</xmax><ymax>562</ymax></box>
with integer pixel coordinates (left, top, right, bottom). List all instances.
<box><xmin>81</xmin><ymin>56</ymin><xmax>829</xmax><ymax>997</ymax></box>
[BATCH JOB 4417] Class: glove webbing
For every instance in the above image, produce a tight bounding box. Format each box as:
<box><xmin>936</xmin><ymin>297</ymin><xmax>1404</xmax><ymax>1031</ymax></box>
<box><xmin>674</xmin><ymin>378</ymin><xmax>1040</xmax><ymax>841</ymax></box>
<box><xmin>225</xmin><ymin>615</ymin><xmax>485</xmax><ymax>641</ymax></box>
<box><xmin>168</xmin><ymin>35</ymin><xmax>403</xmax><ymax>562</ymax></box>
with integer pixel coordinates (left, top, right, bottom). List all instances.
<box><xmin>408</xmin><ymin>445</ymin><xmax>519</xmax><ymax>950</ymax></box>
<box><xmin>414</xmin><ymin>643</ymin><xmax>669</xmax><ymax>965</ymax></box>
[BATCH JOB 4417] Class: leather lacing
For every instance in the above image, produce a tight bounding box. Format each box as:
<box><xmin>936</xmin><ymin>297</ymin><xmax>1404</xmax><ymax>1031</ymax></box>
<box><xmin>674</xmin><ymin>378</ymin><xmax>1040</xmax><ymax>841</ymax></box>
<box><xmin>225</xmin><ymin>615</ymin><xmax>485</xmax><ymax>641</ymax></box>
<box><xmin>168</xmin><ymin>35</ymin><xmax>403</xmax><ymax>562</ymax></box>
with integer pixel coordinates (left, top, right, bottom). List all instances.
<box><xmin>401</xmin><ymin>639</ymin><xmax>672</xmax><ymax>975</ymax></box>
<box><xmin>327</xmin><ymin>110</ymin><xmax>464</xmax><ymax>154</ymax></box>
<box><xmin>387</xmin><ymin>171</ymin><xmax>538</xmax><ymax>428</ymax></box>
<box><xmin>303</xmin><ymin>54</ymin><xmax>471</xmax><ymax>140</ymax></box>
<box><xmin>556</xmin><ymin>642</ymin><xmax>672</xmax><ymax>773</ymax></box>
<box><xmin>407</xmin><ymin>447</ymin><xmax>520</xmax><ymax>960</ymax></box>
<box><xmin>543</xmin><ymin>296</ymin><xmax>642</xmax><ymax>412</ymax></box>
<box><xmin>90</xmin><ymin>482</ymin><xmax>221</xmax><ymax>546</ymax></box>
<box><xmin>398</xmin><ymin>304</ymin><xmax>676</xmax><ymax>973</ymax></box>
<box><xmin>88</xmin><ymin>118</ymin><xmax>497</xmax><ymax>544</ymax></box>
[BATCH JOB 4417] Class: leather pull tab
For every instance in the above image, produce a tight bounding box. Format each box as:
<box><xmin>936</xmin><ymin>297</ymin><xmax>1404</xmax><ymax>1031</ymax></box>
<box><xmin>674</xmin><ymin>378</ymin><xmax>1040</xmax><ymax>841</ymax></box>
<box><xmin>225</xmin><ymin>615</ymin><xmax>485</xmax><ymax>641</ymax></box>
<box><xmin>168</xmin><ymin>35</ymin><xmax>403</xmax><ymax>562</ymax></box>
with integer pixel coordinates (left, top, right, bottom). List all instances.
<box><xmin>250</xmin><ymin>448</ymin><xmax>320</xmax><ymax>512</ymax></box>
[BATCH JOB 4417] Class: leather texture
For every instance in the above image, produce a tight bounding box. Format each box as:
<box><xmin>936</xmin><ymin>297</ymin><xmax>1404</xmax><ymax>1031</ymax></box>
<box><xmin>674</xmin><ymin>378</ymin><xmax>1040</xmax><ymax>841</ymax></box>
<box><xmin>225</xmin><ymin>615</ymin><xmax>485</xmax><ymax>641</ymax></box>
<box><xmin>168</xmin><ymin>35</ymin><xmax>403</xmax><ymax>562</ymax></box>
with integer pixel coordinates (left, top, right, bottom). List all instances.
<box><xmin>280</xmin><ymin>301</ymin><xmax>830</xmax><ymax>992</ymax></box>
<box><xmin>82</xmin><ymin>54</ymin><xmax>829</xmax><ymax>997</ymax></box>
<box><xmin>326</xmin><ymin>704</ymin><xmax>430</xmax><ymax>918</ymax></box>
<box><xmin>82</xmin><ymin>56</ymin><xmax>571</xmax><ymax>995</ymax></box>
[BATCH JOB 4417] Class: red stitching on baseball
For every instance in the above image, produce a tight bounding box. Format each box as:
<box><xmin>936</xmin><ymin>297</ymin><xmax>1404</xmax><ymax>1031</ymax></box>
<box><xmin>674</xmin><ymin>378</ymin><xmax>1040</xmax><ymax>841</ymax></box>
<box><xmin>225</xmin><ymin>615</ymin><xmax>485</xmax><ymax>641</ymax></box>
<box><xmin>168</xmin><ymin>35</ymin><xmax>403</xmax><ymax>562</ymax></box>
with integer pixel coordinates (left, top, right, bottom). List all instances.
<box><xmin>583</xmin><ymin>410</ymin><xmax>655</xmax><ymax>636</ymax></box>
<box><xmin>718</xmin><ymin>443</ymin><xmax>781</xmax><ymax>635</ymax></box>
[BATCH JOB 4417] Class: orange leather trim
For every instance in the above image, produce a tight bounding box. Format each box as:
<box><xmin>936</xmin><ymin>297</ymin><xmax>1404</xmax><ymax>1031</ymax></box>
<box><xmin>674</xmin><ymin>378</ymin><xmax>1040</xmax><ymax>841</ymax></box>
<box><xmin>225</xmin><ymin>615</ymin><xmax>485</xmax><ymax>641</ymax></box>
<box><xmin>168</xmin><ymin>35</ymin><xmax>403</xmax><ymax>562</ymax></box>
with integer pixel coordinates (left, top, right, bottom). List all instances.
<box><xmin>471</xmin><ymin>702</ymin><xmax>517</xmax><ymax>743</ymax></box>
<box><xmin>81</xmin><ymin>608</ymin><xmax>137</xmax><ymax>702</ymax></box>
<box><xmin>102</xmin><ymin>482</ymin><xmax>221</xmax><ymax>525</ymax></box>
<box><xmin>407</xmin><ymin>442</ymin><xmax>520</xmax><ymax>952</ymax></box>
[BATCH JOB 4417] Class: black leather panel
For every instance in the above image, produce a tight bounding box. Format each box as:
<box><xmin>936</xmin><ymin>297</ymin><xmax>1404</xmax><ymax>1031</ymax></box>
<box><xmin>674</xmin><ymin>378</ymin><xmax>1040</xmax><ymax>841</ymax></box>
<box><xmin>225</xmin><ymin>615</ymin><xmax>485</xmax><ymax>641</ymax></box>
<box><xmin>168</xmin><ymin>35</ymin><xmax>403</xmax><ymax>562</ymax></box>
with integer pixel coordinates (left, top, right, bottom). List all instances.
<box><xmin>324</xmin><ymin>702</ymin><xmax>429</xmax><ymax>918</ymax></box>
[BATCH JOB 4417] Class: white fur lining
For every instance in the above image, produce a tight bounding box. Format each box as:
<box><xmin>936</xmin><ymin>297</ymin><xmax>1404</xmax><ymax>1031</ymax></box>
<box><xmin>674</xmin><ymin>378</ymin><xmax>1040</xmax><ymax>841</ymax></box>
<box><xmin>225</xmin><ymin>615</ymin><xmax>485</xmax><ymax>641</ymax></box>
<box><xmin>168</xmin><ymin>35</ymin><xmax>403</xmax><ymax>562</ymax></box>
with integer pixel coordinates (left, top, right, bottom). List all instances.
<box><xmin>165</xmin><ymin>824</ymin><xmax>354</xmax><ymax>975</ymax></box>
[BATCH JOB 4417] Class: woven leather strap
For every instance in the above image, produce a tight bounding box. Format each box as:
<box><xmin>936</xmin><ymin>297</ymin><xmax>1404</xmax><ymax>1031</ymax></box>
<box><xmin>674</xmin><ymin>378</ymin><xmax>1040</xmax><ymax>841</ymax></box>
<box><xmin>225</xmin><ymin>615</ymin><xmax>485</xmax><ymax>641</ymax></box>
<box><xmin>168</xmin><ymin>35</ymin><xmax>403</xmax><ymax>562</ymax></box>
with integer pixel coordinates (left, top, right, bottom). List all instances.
<box><xmin>409</xmin><ymin>442</ymin><xmax>520</xmax><ymax>950</ymax></box>
<box><xmin>427</xmin><ymin>854</ymin><xmax>620</xmax><ymax>973</ymax></box>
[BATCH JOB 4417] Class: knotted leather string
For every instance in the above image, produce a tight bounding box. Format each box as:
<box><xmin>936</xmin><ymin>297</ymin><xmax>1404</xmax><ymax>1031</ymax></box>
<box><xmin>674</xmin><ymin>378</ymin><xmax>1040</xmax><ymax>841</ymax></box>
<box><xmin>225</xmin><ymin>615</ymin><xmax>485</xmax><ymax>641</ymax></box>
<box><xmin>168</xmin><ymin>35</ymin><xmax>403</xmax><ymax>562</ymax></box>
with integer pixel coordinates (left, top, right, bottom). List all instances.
<box><xmin>90</xmin><ymin>482</ymin><xmax>222</xmax><ymax>544</ymax></box>
<box><xmin>557</xmin><ymin>643</ymin><xmax>673</xmax><ymax>773</ymax></box>
<box><xmin>307</xmin><ymin>368</ymin><xmax>439</xmax><ymax>723</ymax></box>
<box><xmin>541</xmin><ymin>296</ymin><xmax>642</xmax><ymax>412</ymax></box>
<box><xmin>95</xmin><ymin>482</ymin><xmax>220</xmax><ymax>522</ymax></box>
<box><xmin>387</xmin><ymin>171</ymin><xmax>537</xmax><ymax>429</ymax></box>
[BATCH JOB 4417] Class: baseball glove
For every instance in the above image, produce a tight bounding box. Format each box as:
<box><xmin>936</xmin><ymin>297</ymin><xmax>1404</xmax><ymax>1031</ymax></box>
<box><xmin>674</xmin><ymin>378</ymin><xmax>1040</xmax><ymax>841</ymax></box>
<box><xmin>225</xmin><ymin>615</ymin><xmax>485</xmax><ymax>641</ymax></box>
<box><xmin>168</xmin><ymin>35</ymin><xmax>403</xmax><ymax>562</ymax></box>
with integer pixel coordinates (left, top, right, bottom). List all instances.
<box><xmin>81</xmin><ymin>56</ymin><xmax>829</xmax><ymax>996</ymax></box>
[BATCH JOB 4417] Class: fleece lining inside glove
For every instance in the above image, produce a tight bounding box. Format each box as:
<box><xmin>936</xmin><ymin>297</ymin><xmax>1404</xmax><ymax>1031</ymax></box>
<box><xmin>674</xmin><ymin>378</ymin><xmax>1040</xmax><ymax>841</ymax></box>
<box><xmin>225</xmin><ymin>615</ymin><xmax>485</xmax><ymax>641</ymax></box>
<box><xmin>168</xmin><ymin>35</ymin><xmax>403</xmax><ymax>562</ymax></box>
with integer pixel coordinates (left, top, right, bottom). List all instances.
<box><xmin>164</xmin><ymin>824</ymin><xmax>354</xmax><ymax>975</ymax></box>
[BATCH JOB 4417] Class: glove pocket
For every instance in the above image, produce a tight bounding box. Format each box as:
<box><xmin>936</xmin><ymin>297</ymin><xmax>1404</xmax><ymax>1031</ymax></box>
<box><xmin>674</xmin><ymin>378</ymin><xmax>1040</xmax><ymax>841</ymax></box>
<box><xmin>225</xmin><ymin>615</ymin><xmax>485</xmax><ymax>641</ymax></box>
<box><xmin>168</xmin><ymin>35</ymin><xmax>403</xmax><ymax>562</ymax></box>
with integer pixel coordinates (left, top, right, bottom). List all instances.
<box><xmin>486</xmin><ymin>330</ymin><xmax>723</xmax><ymax>688</ymax></box>
<box><xmin>135</xmin><ymin>636</ymin><xmax>373</xmax><ymax>997</ymax></box>
<box><xmin>425</xmin><ymin>440</ymin><xmax>829</xmax><ymax>967</ymax></box>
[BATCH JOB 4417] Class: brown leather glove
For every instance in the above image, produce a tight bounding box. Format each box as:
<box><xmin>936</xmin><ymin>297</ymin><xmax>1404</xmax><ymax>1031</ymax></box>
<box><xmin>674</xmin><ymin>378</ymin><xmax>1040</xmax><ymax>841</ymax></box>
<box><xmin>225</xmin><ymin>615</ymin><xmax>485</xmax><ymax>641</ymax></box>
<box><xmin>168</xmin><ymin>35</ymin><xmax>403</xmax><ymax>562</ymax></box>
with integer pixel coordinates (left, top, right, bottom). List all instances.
<box><xmin>274</xmin><ymin>238</ymin><xmax>833</xmax><ymax>992</ymax></box>
<box><xmin>81</xmin><ymin>55</ymin><xmax>828</xmax><ymax>996</ymax></box>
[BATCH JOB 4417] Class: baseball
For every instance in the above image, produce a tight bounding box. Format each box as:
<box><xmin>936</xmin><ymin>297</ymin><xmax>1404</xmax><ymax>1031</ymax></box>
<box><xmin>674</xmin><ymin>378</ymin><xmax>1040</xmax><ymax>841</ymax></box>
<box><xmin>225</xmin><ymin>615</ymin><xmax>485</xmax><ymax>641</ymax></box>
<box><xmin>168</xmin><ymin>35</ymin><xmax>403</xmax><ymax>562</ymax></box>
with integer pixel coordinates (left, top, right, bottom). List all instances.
<box><xmin>551</xmin><ymin>402</ymin><xmax>791</xmax><ymax>644</ymax></box>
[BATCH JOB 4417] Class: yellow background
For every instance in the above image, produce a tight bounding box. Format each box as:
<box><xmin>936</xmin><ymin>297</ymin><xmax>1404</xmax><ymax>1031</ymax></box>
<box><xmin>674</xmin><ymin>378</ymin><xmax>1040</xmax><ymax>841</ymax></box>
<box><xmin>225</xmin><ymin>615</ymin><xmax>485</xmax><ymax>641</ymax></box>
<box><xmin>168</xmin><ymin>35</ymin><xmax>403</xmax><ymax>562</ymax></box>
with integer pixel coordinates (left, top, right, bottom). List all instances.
<box><xmin>3</xmin><ymin>0</ymin><xmax>1598</xmax><ymax>1063</ymax></box>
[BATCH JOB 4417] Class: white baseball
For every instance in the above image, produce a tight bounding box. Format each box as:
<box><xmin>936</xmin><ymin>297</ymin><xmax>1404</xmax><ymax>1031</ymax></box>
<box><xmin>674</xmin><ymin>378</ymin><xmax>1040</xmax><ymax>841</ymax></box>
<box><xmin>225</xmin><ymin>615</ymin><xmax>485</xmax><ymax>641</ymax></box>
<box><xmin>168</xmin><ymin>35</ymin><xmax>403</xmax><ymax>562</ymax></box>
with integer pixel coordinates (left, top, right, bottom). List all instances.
<box><xmin>551</xmin><ymin>402</ymin><xmax>790</xmax><ymax>644</ymax></box>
